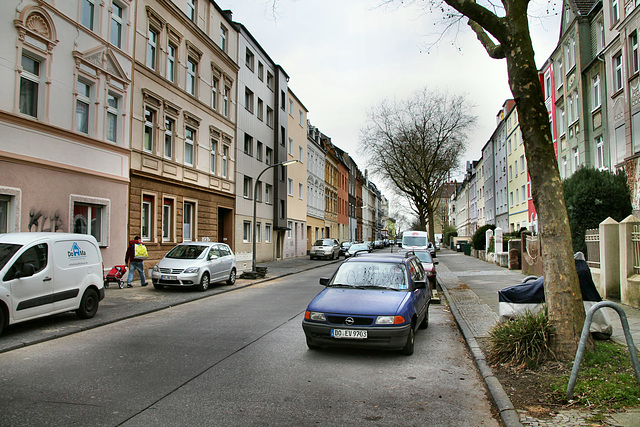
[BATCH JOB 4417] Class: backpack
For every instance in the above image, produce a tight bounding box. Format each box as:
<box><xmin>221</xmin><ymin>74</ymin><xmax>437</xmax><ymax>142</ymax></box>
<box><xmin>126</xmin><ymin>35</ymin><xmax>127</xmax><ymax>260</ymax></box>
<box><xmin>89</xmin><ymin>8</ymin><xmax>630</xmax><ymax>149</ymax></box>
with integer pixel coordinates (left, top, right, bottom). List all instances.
<box><xmin>133</xmin><ymin>243</ymin><xmax>148</xmax><ymax>259</ymax></box>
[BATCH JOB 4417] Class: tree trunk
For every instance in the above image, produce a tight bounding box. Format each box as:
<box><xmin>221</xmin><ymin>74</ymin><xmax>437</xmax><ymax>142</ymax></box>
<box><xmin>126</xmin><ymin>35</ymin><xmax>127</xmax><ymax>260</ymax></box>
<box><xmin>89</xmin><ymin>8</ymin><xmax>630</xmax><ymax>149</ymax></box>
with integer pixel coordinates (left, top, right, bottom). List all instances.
<box><xmin>502</xmin><ymin>14</ymin><xmax>586</xmax><ymax>359</ymax></box>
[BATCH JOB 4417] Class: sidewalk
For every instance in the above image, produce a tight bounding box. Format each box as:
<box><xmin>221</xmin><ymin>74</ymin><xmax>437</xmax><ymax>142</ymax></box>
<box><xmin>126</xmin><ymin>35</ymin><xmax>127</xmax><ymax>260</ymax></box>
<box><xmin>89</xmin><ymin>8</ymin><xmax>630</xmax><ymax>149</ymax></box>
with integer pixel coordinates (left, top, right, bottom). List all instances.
<box><xmin>436</xmin><ymin>248</ymin><xmax>640</xmax><ymax>427</ymax></box>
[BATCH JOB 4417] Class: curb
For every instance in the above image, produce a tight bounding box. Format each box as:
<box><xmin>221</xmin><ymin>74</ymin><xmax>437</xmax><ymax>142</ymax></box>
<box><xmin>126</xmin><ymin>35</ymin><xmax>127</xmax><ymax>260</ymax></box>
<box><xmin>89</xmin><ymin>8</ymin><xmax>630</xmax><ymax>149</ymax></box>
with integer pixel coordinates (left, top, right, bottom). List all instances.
<box><xmin>438</xmin><ymin>276</ymin><xmax>523</xmax><ymax>427</ymax></box>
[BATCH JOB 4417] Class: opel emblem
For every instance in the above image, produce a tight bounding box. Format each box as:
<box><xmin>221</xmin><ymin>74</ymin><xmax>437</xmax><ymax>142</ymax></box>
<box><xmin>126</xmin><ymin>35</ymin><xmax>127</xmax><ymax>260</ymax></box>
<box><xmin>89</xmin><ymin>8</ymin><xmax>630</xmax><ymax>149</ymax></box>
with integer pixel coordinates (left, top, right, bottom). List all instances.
<box><xmin>345</xmin><ymin>317</ymin><xmax>355</xmax><ymax>325</ymax></box>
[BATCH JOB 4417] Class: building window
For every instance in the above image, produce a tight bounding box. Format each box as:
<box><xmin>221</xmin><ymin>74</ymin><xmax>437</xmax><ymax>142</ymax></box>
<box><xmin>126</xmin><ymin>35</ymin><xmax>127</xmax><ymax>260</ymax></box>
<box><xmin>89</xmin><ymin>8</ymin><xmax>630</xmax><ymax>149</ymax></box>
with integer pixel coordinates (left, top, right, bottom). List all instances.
<box><xmin>183</xmin><ymin>201</ymin><xmax>195</xmax><ymax>241</ymax></box>
<box><xmin>222</xmin><ymin>145</ymin><xmax>228</xmax><ymax>178</ymax></box>
<box><xmin>612</xmin><ymin>0</ymin><xmax>620</xmax><ymax>22</ymax></box>
<box><xmin>256</xmin><ymin>141</ymin><xmax>263</xmax><ymax>162</ymax></box>
<box><xmin>256</xmin><ymin>222</ymin><xmax>262</xmax><ymax>243</ymax></box>
<box><xmin>265</xmin><ymin>184</ymin><xmax>272</xmax><ymax>204</ymax></box>
<box><xmin>266</xmin><ymin>106</ymin><xmax>274</xmax><ymax>127</ymax></box>
<box><xmin>299</xmin><ymin>183</ymin><xmax>303</xmax><ymax>200</ymax></box>
<box><xmin>211</xmin><ymin>77</ymin><xmax>218</xmax><ymax>110</ymax></box>
<box><xmin>298</xmin><ymin>146</ymin><xmax>303</xmax><ymax>162</ymax></box>
<box><xmin>81</xmin><ymin>0</ymin><xmax>95</xmax><ymax>31</ymax></box>
<box><xmin>257</xmin><ymin>98</ymin><xmax>264</xmax><ymax>121</ymax></box>
<box><xmin>265</xmin><ymin>224</ymin><xmax>272</xmax><ymax>243</ymax></box>
<box><xmin>572</xmin><ymin>147</ymin><xmax>579</xmax><ymax>172</ymax></box>
<box><xmin>245</xmin><ymin>87</ymin><xmax>254</xmax><ymax>113</ymax></box>
<box><xmin>0</xmin><ymin>195</ymin><xmax>8</xmax><ymax>234</ymax></box>
<box><xmin>187</xmin><ymin>58</ymin><xmax>197</xmax><ymax>96</ymax></box>
<box><xmin>616</xmin><ymin>125</ymin><xmax>626</xmax><ymax>163</ymax></box>
<box><xmin>162</xmin><ymin>198</ymin><xmax>173</xmax><ymax>242</ymax></box>
<box><xmin>632</xmin><ymin>111</ymin><xmax>640</xmax><ymax>154</ymax></box>
<box><xmin>76</xmin><ymin>79</ymin><xmax>92</xmax><ymax>134</ymax></box>
<box><xmin>73</xmin><ymin>202</ymin><xmax>106</xmax><ymax>245</ymax></box>
<box><xmin>592</xmin><ymin>74</ymin><xmax>601</xmax><ymax>110</ymax></box>
<box><xmin>19</xmin><ymin>54</ymin><xmax>41</xmax><ymax>118</ymax></box>
<box><xmin>631</xmin><ymin>32</ymin><xmax>639</xmax><ymax>75</ymax></box>
<box><xmin>555</xmin><ymin>59</ymin><xmax>563</xmax><ymax>89</ymax></box>
<box><xmin>267</xmin><ymin>72</ymin><xmax>274</xmax><ymax>90</ymax></box>
<box><xmin>558</xmin><ymin>106</ymin><xmax>565</xmax><ymax>136</ymax></box>
<box><xmin>106</xmin><ymin>93</ymin><xmax>120</xmax><ymax>143</ymax></box>
<box><xmin>287</xmin><ymin>221</ymin><xmax>293</xmax><ymax>238</ymax></box>
<box><xmin>220</xmin><ymin>25</ymin><xmax>227</xmax><ymax>52</ymax></box>
<box><xmin>141</xmin><ymin>195</ymin><xmax>153</xmax><ymax>241</ymax></box>
<box><xmin>210</xmin><ymin>139</ymin><xmax>217</xmax><ymax>173</ymax></box>
<box><xmin>243</xmin><ymin>176</ymin><xmax>253</xmax><ymax>199</ymax></box>
<box><xmin>520</xmin><ymin>155</ymin><xmax>525</xmax><ymax>173</ymax></box>
<box><xmin>144</xmin><ymin>108</ymin><xmax>154</xmax><ymax>152</ymax></box>
<box><xmin>244</xmin><ymin>133</ymin><xmax>253</xmax><ymax>156</ymax></box>
<box><xmin>255</xmin><ymin>181</ymin><xmax>263</xmax><ymax>202</ymax></box>
<box><xmin>508</xmin><ymin>165</ymin><xmax>512</xmax><ymax>181</ymax></box>
<box><xmin>265</xmin><ymin>147</ymin><xmax>273</xmax><ymax>165</ymax></box>
<box><xmin>223</xmin><ymin>87</ymin><xmax>229</xmax><ymax>117</ymax></box>
<box><xmin>167</xmin><ymin>44</ymin><xmax>176</xmax><ymax>83</ymax></box>
<box><xmin>245</xmin><ymin>48</ymin><xmax>254</xmax><ymax>71</ymax></box>
<box><xmin>243</xmin><ymin>221</ymin><xmax>251</xmax><ymax>242</ymax></box>
<box><xmin>614</xmin><ymin>52</ymin><xmax>623</xmax><ymax>92</ymax></box>
<box><xmin>299</xmin><ymin>109</ymin><xmax>303</xmax><ymax>126</ymax></box>
<box><xmin>110</xmin><ymin>2</ymin><xmax>124</xmax><ymax>48</ymax></box>
<box><xmin>288</xmin><ymin>137</ymin><xmax>293</xmax><ymax>155</ymax></box>
<box><xmin>521</xmin><ymin>185</ymin><xmax>526</xmax><ymax>203</ymax></box>
<box><xmin>164</xmin><ymin>117</ymin><xmax>173</xmax><ymax>159</ymax></box>
<box><xmin>147</xmin><ymin>29</ymin><xmax>158</xmax><ymax>70</ymax></box>
<box><xmin>288</xmin><ymin>178</ymin><xmax>293</xmax><ymax>196</ymax></box>
<box><xmin>187</xmin><ymin>0</ymin><xmax>196</xmax><ymax>21</ymax></box>
<box><xmin>185</xmin><ymin>127</ymin><xmax>195</xmax><ymax>166</ymax></box>
<box><xmin>596</xmin><ymin>136</ymin><xmax>605</xmax><ymax>170</ymax></box>
<box><xmin>258</xmin><ymin>62</ymin><xmax>264</xmax><ymax>80</ymax></box>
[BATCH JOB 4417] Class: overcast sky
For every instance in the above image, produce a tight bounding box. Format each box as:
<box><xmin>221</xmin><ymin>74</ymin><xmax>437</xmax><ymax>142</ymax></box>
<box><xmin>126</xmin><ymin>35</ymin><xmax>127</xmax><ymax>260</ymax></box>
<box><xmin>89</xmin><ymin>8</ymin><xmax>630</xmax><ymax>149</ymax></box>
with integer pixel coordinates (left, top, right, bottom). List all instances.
<box><xmin>216</xmin><ymin>0</ymin><xmax>562</xmax><ymax>183</ymax></box>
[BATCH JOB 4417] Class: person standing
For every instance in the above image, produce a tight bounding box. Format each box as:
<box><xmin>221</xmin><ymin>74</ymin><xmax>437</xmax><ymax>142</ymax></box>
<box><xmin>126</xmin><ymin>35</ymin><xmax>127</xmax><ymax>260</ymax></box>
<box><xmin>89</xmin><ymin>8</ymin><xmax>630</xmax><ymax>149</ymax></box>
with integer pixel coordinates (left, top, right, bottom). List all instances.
<box><xmin>125</xmin><ymin>235</ymin><xmax>148</xmax><ymax>288</ymax></box>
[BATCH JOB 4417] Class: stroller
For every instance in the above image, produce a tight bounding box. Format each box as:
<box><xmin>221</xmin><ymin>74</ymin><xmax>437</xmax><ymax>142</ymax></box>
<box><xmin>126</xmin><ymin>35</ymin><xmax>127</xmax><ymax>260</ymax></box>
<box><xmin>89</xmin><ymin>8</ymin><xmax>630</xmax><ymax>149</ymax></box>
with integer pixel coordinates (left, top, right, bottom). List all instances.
<box><xmin>104</xmin><ymin>265</ymin><xmax>127</xmax><ymax>289</ymax></box>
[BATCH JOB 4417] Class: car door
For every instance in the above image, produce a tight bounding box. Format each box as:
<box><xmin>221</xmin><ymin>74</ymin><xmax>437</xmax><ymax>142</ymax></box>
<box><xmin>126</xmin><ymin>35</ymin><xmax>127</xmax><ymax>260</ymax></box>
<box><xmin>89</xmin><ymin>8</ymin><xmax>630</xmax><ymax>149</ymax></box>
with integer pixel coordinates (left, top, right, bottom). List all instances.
<box><xmin>207</xmin><ymin>245</ymin><xmax>223</xmax><ymax>282</ymax></box>
<box><xmin>4</xmin><ymin>242</ymin><xmax>54</xmax><ymax>322</ymax></box>
<box><xmin>218</xmin><ymin>245</ymin><xmax>234</xmax><ymax>280</ymax></box>
<box><xmin>408</xmin><ymin>258</ymin><xmax>428</xmax><ymax>320</ymax></box>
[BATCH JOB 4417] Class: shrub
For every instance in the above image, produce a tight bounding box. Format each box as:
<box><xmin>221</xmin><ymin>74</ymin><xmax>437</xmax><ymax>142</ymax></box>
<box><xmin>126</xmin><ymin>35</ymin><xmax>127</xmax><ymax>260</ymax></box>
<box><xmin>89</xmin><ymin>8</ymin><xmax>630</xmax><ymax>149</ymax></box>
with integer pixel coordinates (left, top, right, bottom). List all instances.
<box><xmin>563</xmin><ymin>168</ymin><xmax>632</xmax><ymax>254</ymax></box>
<box><xmin>488</xmin><ymin>306</ymin><xmax>553</xmax><ymax>368</ymax></box>
<box><xmin>472</xmin><ymin>224</ymin><xmax>496</xmax><ymax>250</ymax></box>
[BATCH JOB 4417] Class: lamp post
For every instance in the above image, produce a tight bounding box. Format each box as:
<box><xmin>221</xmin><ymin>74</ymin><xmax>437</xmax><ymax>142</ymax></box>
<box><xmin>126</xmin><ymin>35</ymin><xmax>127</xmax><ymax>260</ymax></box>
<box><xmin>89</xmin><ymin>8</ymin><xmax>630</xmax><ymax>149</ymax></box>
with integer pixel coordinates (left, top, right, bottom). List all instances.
<box><xmin>252</xmin><ymin>159</ymin><xmax>301</xmax><ymax>273</ymax></box>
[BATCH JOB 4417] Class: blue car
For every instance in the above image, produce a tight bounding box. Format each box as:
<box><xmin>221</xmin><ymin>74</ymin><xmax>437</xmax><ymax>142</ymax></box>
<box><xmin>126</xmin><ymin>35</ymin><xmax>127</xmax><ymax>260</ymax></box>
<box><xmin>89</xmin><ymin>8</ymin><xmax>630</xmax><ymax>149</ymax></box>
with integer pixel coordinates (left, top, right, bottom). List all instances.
<box><xmin>302</xmin><ymin>252</ymin><xmax>430</xmax><ymax>355</ymax></box>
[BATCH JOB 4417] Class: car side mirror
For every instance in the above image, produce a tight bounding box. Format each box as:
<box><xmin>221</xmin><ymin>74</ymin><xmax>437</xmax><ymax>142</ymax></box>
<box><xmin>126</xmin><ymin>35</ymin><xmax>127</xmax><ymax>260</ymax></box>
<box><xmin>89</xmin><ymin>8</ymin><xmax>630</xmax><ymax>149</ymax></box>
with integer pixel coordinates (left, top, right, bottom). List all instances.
<box><xmin>319</xmin><ymin>277</ymin><xmax>330</xmax><ymax>286</ymax></box>
<box><xmin>15</xmin><ymin>263</ymin><xmax>36</xmax><ymax>279</ymax></box>
<box><xmin>414</xmin><ymin>280</ymin><xmax>427</xmax><ymax>290</ymax></box>
<box><xmin>208</xmin><ymin>254</ymin><xmax>219</xmax><ymax>260</ymax></box>
<box><xmin>434</xmin><ymin>261</ymin><xmax>439</xmax><ymax>265</ymax></box>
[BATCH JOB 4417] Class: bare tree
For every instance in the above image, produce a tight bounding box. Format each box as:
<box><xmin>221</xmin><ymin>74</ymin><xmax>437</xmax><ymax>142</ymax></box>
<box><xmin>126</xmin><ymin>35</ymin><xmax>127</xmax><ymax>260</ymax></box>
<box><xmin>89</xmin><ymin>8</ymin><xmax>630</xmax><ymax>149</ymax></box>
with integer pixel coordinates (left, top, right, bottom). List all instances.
<box><xmin>360</xmin><ymin>88</ymin><xmax>476</xmax><ymax>244</ymax></box>
<box><xmin>387</xmin><ymin>1</ymin><xmax>584</xmax><ymax>359</ymax></box>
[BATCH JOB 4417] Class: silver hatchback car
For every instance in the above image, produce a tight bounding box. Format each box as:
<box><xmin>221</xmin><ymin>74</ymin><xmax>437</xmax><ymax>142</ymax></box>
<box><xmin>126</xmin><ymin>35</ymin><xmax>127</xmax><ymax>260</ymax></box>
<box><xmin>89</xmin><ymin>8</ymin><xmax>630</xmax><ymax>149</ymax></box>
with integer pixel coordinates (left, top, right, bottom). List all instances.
<box><xmin>151</xmin><ymin>242</ymin><xmax>237</xmax><ymax>291</ymax></box>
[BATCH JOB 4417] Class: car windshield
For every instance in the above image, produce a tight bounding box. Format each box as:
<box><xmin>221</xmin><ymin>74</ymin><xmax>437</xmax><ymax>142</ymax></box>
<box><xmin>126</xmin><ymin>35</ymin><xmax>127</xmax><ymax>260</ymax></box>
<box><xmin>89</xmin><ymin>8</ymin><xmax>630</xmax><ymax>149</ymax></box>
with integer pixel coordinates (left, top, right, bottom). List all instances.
<box><xmin>331</xmin><ymin>262</ymin><xmax>407</xmax><ymax>290</ymax></box>
<box><xmin>166</xmin><ymin>245</ymin><xmax>208</xmax><ymax>259</ymax></box>
<box><xmin>0</xmin><ymin>243</ymin><xmax>21</xmax><ymax>270</ymax></box>
<box><xmin>349</xmin><ymin>244</ymin><xmax>368</xmax><ymax>252</ymax></box>
<box><xmin>413</xmin><ymin>251</ymin><xmax>433</xmax><ymax>264</ymax></box>
<box><xmin>314</xmin><ymin>239</ymin><xmax>332</xmax><ymax>246</ymax></box>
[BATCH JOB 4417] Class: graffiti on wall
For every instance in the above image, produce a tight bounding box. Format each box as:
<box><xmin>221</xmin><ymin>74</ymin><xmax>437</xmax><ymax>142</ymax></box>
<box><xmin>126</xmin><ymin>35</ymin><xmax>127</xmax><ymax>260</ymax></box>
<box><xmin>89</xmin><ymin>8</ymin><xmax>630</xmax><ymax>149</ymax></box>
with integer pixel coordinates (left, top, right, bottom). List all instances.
<box><xmin>28</xmin><ymin>208</ymin><xmax>65</xmax><ymax>232</ymax></box>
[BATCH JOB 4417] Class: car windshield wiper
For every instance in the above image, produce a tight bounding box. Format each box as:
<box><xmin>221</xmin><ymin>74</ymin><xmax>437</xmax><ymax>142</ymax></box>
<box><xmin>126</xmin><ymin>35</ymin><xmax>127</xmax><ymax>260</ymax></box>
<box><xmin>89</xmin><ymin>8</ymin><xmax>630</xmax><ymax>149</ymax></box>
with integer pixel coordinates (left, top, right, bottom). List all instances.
<box><xmin>329</xmin><ymin>283</ymin><xmax>366</xmax><ymax>289</ymax></box>
<box><xmin>360</xmin><ymin>285</ymin><xmax>401</xmax><ymax>291</ymax></box>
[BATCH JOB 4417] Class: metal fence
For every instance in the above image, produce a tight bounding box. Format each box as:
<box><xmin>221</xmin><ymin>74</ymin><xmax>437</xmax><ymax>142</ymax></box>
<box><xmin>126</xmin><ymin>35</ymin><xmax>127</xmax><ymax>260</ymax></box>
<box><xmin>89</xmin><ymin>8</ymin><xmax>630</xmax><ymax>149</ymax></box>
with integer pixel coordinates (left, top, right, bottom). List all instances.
<box><xmin>633</xmin><ymin>225</ymin><xmax>640</xmax><ymax>274</ymax></box>
<box><xmin>585</xmin><ymin>228</ymin><xmax>600</xmax><ymax>269</ymax></box>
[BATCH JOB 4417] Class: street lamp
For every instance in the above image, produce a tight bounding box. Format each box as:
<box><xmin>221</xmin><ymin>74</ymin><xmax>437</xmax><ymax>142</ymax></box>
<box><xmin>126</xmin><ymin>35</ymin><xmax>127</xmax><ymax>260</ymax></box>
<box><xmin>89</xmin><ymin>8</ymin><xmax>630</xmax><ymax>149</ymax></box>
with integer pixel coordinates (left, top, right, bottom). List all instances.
<box><xmin>252</xmin><ymin>159</ymin><xmax>301</xmax><ymax>273</ymax></box>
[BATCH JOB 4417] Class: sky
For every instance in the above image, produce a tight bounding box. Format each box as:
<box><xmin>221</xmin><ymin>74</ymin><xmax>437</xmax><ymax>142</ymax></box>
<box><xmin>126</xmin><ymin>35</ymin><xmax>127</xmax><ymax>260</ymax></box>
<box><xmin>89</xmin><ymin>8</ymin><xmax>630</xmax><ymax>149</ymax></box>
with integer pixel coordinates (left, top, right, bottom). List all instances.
<box><xmin>215</xmin><ymin>0</ymin><xmax>562</xmax><ymax>188</ymax></box>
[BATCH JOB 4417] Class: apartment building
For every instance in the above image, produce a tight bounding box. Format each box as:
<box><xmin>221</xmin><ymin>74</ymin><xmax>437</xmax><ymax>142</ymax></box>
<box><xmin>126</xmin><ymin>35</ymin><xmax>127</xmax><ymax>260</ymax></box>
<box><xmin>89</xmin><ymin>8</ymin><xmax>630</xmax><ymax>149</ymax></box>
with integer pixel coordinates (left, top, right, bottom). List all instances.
<box><xmin>505</xmin><ymin>107</ymin><xmax>528</xmax><ymax>232</ymax></box>
<box><xmin>324</xmin><ymin>140</ymin><xmax>339</xmax><ymax>239</ymax></box>
<box><xmin>306</xmin><ymin>123</ymin><xmax>326</xmax><ymax>249</ymax></box>
<box><xmin>0</xmin><ymin>0</ymin><xmax>134</xmax><ymax>268</ymax></box>
<box><xmin>284</xmin><ymin>89</ymin><xmax>307</xmax><ymax>258</ymax></box>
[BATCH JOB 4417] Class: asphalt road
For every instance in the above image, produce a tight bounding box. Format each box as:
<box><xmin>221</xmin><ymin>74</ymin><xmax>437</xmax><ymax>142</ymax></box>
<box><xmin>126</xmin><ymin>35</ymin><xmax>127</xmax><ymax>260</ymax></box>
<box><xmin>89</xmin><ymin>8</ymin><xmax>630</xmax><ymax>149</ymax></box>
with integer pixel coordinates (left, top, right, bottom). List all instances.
<box><xmin>0</xmin><ymin>263</ymin><xmax>499</xmax><ymax>426</ymax></box>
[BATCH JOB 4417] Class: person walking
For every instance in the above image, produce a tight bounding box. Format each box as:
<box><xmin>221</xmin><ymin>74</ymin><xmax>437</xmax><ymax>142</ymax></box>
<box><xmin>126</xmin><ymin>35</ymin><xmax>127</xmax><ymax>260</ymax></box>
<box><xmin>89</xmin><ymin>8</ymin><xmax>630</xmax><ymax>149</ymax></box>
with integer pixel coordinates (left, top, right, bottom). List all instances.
<box><xmin>125</xmin><ymin>235</ymin><xmax>148</xmax><ymax>288</ymax></box>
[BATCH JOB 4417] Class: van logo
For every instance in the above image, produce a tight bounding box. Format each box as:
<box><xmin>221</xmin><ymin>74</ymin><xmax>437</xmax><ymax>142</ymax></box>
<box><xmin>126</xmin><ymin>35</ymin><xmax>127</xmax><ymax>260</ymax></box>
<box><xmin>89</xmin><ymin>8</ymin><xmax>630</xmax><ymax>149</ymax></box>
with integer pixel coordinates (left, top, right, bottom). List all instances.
<box><xmin>68</xmin><ymin>242</ymin><xmax>87</xmax><ymax>258</ymax></box>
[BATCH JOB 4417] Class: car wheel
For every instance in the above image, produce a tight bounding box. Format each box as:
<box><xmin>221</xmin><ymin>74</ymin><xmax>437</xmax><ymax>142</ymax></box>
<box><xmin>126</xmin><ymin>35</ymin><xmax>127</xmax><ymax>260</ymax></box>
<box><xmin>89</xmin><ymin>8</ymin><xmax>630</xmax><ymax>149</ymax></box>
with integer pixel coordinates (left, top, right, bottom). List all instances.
<box><xmin>310</xmin><ymin>255</ymin><xmax>315</xmax><ymax>260</ymax></box>
<box><xmin>401</xmin><ymin>324</ymin><xmax>415</xmax><ymax>355</ymax></box>
<box><xmin>153</xmin><ymin>283</ymin><xmax>164</xmax><ymax>290</ymax></box>
<box><xmin>76</xmin><ymin>288</ymin><xmax>99</xmax><ymax>319</ymax></box>
<box><xmin>306</xmin><ymin>337</ymin><xmax>320</xmax><ymax>350</ymax></box>
<box><xmin>0</xmin><ymin>307</ymin><xmax>5</xmax><ymax>336</ymax></box>
<box><xmin>227</xmin><ymin>268</ymin><xmax>236</xmax><ymax>286</ymax></box>
<box><xmin>419</xmin><ymin>307</ymin><xmax>429</xmax><ymax>329</ymax></box>
<box><xmin>197</xmin><ymin>273</ymin><xmax>210</xmax><ymax>292</ymax></box>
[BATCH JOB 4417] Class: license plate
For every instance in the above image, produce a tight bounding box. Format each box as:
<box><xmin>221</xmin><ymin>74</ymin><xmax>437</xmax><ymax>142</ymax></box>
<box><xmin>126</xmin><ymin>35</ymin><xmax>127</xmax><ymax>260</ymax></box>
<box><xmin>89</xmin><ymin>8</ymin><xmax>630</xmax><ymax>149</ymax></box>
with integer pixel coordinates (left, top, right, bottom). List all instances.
<box><xmin>331</xmin><ymin>329</ymin><xmax>367</xmax><ymax>339</ymax></box>
<box><xmin>162</xmin><ymin>275</ymin><xmax>177</xmax><ymax>280</ymax></box>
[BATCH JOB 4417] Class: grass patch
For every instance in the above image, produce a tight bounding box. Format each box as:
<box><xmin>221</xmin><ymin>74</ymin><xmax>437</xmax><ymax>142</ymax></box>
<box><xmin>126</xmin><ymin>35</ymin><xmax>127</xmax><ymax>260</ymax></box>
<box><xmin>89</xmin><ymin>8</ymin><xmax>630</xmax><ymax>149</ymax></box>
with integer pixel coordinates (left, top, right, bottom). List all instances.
<box><xmin>551</xmin><ymin>340</ymin><xmax>640</xmax><ymax>409</ymax></box>
<box><xmin>487</xmin><ymin>307</ymin><xmax>553</xmax><ymax>368</ymax></box>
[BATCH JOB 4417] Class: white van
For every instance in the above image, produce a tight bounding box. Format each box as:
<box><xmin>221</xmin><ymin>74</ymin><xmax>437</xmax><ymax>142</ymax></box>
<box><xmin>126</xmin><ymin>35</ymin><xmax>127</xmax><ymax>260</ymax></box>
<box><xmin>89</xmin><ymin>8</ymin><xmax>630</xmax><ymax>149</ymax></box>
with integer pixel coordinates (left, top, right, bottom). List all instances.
<box><xmin>0</xmin><ymin>233</ymin><xmax>105</xmax><ymax>335</ymax></box>
<box><xmin>402</xmin><ymin>230</ymin><xmax>430</xmax><ymax>251</ymax></box>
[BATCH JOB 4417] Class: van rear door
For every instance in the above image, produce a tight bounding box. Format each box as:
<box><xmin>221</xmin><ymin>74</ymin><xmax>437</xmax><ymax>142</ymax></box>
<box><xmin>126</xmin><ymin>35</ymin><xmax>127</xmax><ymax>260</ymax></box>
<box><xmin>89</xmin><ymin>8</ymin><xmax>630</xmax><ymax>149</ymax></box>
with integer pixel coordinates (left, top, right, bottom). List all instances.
<box><xmin>5</xmin><ymin>242</ymin><xmax>54</xmax><ymax>322</ymax></box>
<box><xmin>51</xmin><ymin>238</ymin><xmax>101</xmax><ymax>312</ymax></box>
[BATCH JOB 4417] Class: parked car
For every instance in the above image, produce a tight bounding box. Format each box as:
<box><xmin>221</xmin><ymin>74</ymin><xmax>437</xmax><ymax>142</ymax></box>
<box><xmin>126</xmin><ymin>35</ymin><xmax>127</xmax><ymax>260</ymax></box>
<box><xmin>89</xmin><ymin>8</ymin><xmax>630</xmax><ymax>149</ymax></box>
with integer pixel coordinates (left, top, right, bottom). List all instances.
<box><xmin>345</xmin><ymin>242</ymin><xmax>371</xmax><ymax>257</ymax></box>
<box><xmin>401</xmin><ymin>250</ymin><xmax>438</xmax><ymax>291</ymax></box>
<box><xmin>373</xmin><ymin>240</ymin><xmax>384</xmax><ymax>249</ymax></box>
<box><xmin>339</xmin><ymin>241</ymin><xmax>353</xmax><ymax>257</ymax></box>
<box><xmin>310</xmin><ymin>239</ymin><xmax>340</xmax><ymax>260</ymax></box>
<box><xmin>427</xmin><ymin>242</ymin><xmax>437</xmax><ymax>258</ymax></box>
<box><xmin>0</xmin><ymin>232</ymin><xmax>105</xmax><ymax>336</ymax></box>
<box><xmin>302</xmin><ymin>251</ymin><xmax>430</xmax><ymax>355</ymax></box>
<box><xmin>151</xmin><ymin>242</ymin><xmax>237</xmax><ymax>291</ymax></box>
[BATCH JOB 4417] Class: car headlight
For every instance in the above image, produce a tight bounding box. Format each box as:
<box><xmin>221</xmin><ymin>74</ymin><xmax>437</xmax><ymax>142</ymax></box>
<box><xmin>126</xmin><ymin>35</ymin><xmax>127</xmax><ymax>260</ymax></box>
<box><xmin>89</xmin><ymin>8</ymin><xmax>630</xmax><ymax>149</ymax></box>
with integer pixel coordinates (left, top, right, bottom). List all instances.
<box><xmin>184</xmin><ymin>267</ymin><xmax>200</xmax><ymax>273</ymax></box>
<box><xmin>305</xmin><ymin>311</ymin><xmax>326</xmax><ymax>322</ymax></box>
<box><xmin>375</xmin><ymin>315</ymin><xmax>406</xmax><ymax>325</ymax></box>
<box><xmin>153</xmin><ymin>265</ymin><xmax>159</xmax><ymax>272</ymax></box>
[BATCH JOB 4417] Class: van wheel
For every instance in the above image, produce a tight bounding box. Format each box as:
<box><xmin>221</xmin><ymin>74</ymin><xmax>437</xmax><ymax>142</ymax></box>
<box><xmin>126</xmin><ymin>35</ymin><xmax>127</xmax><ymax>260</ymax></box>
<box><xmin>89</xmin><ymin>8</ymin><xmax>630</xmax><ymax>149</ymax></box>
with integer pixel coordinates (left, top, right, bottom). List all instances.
<box><xmin>76</xmin><ymin>288</ymin><xmax>99</xmax><ymax>319</ymax></box>
<box><xmin>226</xmin><ymin>268</ymin><xmax>236</xmax><ymax>286</ymax></box>
<box><xmin>197</xmin><ymin>273</ymin><xmax>210</xmax><ymax>292</ymax></box>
